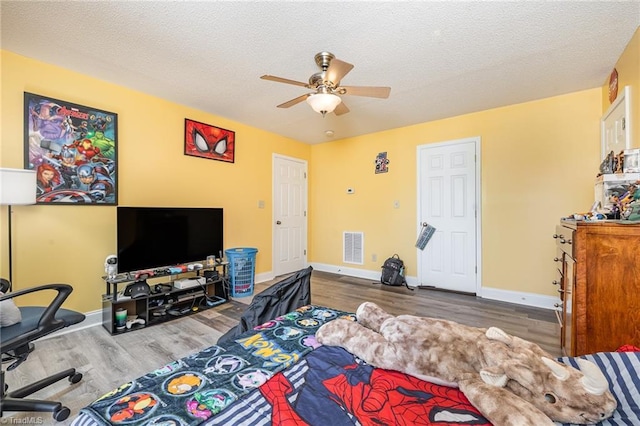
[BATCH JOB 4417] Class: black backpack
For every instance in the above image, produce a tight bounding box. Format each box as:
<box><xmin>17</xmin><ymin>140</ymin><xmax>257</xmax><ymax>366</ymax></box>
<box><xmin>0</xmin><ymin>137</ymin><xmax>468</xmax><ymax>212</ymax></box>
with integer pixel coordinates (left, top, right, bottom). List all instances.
<box><xmin>380</xmin><ymin>254</ymin><xmax>413</xmax><ymax>290</ymax></box>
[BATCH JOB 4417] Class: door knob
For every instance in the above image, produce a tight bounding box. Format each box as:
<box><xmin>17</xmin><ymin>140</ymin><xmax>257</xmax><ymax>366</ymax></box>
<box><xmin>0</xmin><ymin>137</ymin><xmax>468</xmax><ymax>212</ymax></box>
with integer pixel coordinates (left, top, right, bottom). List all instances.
<box><xmin>276</xmin><ymin>221</ymin><xmax>282</xmax><ymax>225</ymax></box>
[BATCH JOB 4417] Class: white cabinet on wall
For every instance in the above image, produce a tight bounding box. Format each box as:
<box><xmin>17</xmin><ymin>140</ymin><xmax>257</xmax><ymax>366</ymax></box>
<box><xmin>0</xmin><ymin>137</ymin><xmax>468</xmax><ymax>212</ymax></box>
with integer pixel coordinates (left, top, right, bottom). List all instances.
<box><xmin>601</xmin><ymin>85</ymin><xmax>632</xmax><ymax>160</ymax></box>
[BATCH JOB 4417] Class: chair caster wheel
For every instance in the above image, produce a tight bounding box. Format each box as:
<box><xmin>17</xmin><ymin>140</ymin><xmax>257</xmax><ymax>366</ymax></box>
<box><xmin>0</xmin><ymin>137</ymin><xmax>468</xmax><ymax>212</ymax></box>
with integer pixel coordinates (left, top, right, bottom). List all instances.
<box><xmin>69</xmin><ymin>372</ymin><xmax>83</xmax><ymax>384</ymax></box>
<box><xmin>53</xmin><ymin>407</ymin><xmax>70</xmax><ymax>421</ymax></box>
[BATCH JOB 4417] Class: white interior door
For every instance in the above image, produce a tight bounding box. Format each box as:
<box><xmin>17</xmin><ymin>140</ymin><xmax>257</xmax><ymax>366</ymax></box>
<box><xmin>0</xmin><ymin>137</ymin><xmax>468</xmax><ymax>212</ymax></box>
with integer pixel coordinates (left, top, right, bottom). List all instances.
<box><xmin>417</xmin><ymin>138</ymin><xmax>480</xmax><ymax>294</ymax></box>
<box><xmin>273</xmin><ymin>154</ymin><xmax>307</xmax><ymax>276</ymax></box>
<box><xmin>601</xmin><ymin>85</ymin><xmax>632</xmax><ymax>160</ymax></box>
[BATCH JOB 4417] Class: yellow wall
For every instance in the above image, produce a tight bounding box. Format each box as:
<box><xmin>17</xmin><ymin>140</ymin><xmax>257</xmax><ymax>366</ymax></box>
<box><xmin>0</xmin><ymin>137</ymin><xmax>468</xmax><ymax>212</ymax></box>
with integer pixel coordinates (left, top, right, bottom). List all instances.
<box><xmin>2</xmin><ymin>27</ymin><xmax>639</xmax><ymax>314</ymax></box>
<box><xmin>309</xmin><ymin>26</ymin><xmax>639</xmax><ymax>298</ymax></box>
<box><xmin>601</xmin><ymin>27</ymin><xmax>640</xmax><ymax>147</ymax></box>
<box><xmin>0</xmin><ymin>50</ymin><xmax>310</xmax><ymax>311</ymax></box>
<box><xmin>310</xmin><ymin>90</ymin><xmax>602</xmax><ymax>296</ymax></box>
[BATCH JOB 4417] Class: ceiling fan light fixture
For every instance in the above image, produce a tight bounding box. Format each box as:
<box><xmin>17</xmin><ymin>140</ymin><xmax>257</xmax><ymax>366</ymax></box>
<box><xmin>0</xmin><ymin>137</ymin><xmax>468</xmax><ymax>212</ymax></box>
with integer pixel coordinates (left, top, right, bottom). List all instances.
<box><xmin>306</xmin><ymin>93</ymin><xmax>341</xmax><ymax>117</ymax></box>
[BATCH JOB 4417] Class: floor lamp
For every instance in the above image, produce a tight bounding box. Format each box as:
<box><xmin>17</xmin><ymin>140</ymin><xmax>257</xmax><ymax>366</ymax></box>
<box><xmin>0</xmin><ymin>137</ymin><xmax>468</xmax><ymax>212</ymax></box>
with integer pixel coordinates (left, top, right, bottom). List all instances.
<box><xmin>0</xmin><ymin>168</ymin><xmax>37</xmax><ymax>289</ymax></box>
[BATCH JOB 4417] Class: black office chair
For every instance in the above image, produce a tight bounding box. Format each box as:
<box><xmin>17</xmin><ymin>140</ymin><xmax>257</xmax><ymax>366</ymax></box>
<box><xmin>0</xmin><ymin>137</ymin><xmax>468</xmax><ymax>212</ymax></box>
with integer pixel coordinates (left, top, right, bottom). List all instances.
<box><xmin>0</xmin><ymin>279</ymin><xmax>85</xmax><ymax>421</ymax></box>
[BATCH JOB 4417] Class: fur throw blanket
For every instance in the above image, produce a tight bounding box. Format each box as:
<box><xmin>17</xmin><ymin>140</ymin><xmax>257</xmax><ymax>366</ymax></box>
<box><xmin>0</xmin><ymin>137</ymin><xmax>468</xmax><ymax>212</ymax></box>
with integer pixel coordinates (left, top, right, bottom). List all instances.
<box><xmin>316</xmin><ymin>302</ymin><xmax>616</xmax><ymax>426</ymax></box>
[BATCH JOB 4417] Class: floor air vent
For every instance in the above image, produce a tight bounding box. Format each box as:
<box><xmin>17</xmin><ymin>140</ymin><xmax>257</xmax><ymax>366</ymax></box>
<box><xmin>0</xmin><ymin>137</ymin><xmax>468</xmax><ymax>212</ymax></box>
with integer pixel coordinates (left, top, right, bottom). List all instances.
<box><xmin>343</xmin><ymin>232</ymin><xmax>364</xmax><ymax>264</ymax></box>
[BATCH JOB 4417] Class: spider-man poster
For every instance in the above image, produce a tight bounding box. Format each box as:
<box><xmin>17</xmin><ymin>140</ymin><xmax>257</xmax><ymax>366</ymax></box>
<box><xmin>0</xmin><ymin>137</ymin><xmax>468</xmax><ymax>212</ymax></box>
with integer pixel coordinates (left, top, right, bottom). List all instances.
<box><xmin>23</xmin><ymin>92</ymin><xmax>118</xmax><ymax>205</ymax></box>
<box><xmin>184</xmin><ymin>118</ymin><xmax>235</xmax><ymax>163</ymax></box>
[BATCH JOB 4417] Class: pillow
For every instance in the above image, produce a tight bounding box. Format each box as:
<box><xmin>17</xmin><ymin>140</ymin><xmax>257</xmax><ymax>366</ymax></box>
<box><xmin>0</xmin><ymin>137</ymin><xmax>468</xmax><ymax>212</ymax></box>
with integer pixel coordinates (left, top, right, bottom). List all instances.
<box><xmin>0</xmin><ymin>291</ymin><xmax>22</xmax><ymax>327</ymax></box>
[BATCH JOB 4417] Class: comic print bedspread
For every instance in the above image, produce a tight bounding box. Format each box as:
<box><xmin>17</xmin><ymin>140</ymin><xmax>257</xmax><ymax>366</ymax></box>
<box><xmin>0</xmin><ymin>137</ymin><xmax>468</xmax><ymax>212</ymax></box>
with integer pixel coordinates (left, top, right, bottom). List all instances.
<box><xmin>72</xmin><ymin>305</ymin><xmax>640</xmax><ymax>426</ymax></box>
<box><xmin>73</xmin><ymin>305</ymin><xmax>355</xmax><ymax>426</ymax></box>
<box><xmin>204</xmin><ymin>344</ymin><xmax>491</xmax><ymax>426</ymax></box>
<box><xmin>205</xmin><ymin>347</ymin><xmax>640</xmax><ymax>426</ymax></box>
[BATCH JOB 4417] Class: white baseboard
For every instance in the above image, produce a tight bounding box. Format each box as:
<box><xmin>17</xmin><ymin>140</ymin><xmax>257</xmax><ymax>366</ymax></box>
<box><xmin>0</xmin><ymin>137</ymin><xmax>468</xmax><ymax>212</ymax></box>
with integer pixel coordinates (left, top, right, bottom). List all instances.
<box><xmin>255</xmin><ymin>271</ymin><xmax>276</xmax><ymax>283</ymax></box>
<box><xmin>43</xmin><ymin>309</ymin><xmax>103</xmax><ymax>340</ymax></box>
<box><xmin>479</xmin><ymin>287</ymin><xmax>558</xmax><ymax>310</ymax></box>
<box><xmin>309</xmin><ymin>262</ymin><xmax>557</xmax><ymax>311</ymax></box>
<box><xmin>310</xmin><ymin>262</ymin><xmax>383</xmax><ymax>281</ymax></box>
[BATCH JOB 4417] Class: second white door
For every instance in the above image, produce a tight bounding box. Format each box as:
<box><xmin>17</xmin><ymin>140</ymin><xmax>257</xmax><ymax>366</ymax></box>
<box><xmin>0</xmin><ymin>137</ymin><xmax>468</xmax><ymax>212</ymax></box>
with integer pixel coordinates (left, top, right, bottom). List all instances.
<box><xmin>417</xmin><ymin>138</ymin><xmax>479</xmax><ymax>294</ymax></box>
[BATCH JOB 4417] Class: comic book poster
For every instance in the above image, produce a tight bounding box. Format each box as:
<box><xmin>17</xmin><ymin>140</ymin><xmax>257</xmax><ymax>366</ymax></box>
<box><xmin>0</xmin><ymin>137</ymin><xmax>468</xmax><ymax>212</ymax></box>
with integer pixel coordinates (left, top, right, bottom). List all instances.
<box><xmin>24</xmin><ymin>92</ymin><xmax>117</xmax><ymax>205</ymax></box>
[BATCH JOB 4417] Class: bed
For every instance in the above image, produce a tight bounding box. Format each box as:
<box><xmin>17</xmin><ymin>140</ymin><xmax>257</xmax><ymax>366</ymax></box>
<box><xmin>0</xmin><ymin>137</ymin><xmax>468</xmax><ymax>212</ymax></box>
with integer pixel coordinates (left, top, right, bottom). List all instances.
<box><xmin>71</xmin><ymin>304</ymin><xmax>640</xmax><ymax>426</ymax></box>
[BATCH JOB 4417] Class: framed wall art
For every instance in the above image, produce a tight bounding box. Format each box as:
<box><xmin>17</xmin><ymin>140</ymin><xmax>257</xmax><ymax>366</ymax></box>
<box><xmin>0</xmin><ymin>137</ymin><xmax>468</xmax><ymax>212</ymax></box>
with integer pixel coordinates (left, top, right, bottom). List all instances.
<box><xmin>375</xmin><ymin>152</ymin><xmax>389</xmax><ymax>174</ymax></box>
<box><xmin>24</xmin><ymin>92</ymin><xmax>118</xmax><ymax>205</ymax></box>
<box><xmin>184</xmin><ymin>119</ymin><xmax>235</xmax><ymax>163</ymax></box>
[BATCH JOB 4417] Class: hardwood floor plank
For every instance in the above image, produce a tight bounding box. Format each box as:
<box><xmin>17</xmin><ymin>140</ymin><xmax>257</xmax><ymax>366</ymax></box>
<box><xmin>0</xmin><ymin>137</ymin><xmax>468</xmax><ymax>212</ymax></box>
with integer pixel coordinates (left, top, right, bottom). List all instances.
<box><xmin>2</xmin><ymin>270</ymin><xmax>560</xmax><ymax>424</ymax></box>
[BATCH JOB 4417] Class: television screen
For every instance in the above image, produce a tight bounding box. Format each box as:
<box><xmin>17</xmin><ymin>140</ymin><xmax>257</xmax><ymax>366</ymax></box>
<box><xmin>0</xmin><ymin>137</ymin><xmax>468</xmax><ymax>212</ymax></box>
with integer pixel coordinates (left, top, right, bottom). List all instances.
<box><xmin>117</xmin><ymin>207</ymin><xmax>223</xmax><ymax>273</ymax></box>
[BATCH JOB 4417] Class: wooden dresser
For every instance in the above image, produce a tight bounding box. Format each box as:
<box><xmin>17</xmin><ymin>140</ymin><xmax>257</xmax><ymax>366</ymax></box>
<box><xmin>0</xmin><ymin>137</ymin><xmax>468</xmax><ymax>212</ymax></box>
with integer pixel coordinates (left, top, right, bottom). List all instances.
<box><xmin>553</xmin><ymin>220</ymin><xmax>640</xmax><ymax>356</ymax></box>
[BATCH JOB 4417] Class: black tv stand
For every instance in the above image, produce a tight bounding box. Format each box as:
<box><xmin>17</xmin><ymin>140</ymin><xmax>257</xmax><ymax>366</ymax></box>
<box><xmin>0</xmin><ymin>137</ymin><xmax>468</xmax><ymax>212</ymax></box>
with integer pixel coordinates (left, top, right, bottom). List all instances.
<box><xmin>101</xmin><ymin>262</ymin><xmax>228</xmax><ymax>335</ymax></box>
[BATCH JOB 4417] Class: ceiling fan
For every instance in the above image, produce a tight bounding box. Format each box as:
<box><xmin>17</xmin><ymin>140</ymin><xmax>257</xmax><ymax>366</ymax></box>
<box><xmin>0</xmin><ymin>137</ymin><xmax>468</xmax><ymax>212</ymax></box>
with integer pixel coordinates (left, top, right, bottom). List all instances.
<box><xmin>261</xmin><ymin>51</ymin><xmax>391</xmax><ymax>117</ymax></box>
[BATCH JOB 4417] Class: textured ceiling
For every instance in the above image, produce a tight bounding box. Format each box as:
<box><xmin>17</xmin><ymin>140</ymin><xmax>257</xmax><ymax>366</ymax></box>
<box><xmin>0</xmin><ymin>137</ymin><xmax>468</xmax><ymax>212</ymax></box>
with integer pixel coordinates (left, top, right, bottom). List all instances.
<box><xmin>1</xmin><ymin>1</ymin><xmax>639</xmax><ymax>144</ymax></box>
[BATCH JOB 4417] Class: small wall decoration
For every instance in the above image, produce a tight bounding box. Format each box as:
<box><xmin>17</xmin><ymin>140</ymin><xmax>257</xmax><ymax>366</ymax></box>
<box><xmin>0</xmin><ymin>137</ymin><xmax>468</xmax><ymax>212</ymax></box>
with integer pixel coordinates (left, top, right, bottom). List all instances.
<box><xmin>184</xmin><ymin>119</ymin><xmax>235</xmax><ymax>163</ymax></box>
<box><xmin>24</xmin><ymin>92</ymin><xmax>118</xmax><ymax>205</ymax></box>
<box><xmin>608</xmin><ymin>68</ymin><xmax>618</xmax><ymax>104</ymax></box>
<box><xmin>375</xmin><ymin>152</ymin><xmax>389</xmax><ymax>174</ymax></box>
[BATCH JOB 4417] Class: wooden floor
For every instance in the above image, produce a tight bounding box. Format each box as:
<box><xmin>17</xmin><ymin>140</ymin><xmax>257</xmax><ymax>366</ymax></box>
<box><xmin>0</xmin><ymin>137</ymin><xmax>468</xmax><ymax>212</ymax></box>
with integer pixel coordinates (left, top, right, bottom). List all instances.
<box><xmin>3</xmin><ymin>270</ymin><xmax>560</xmax><ymax>424</ymax></box>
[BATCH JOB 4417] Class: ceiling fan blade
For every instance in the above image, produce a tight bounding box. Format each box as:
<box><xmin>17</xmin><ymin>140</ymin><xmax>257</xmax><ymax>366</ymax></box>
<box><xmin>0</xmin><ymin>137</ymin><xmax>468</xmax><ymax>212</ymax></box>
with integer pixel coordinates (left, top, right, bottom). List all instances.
<box><xmin>277</xmin><ymin>94</ymin><xmax>310</xmax><ymax>108</ymax></box>
<box><xmin>325</xmin><ymin>59</ymin><xmax>354</xmax><ymax>86</ymax></box>
<box><xmin>261</xmin><ymin>75</ymin><xmax>310</xmax><ymax>88</ymax></box>
<box><xmin>334</xmin><ymin>101</ymin><xmax>350</xmax><ymax>116</ymax></box>
<box><xmin>339</xmin><ymin>86</ymin><xmax>391</xmax><ymax>99</ymax></box>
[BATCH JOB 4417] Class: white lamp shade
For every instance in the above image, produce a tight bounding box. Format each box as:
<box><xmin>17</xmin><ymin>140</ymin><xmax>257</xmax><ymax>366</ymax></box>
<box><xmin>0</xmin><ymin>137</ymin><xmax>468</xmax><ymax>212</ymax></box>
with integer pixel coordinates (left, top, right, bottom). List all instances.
<box><xmin>306</xmin><ymin>93</ymin><xmax>342</xmax><ymax>115</ymax></box>
<box><xmin>0</xmin><ymin>168</ymin><xmax>37</xmax><ymax>205</ymax></box>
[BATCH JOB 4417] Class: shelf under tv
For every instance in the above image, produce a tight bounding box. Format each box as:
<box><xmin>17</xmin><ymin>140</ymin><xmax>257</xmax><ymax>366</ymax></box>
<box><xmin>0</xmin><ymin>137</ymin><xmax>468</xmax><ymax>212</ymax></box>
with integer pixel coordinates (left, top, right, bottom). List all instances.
<box><xmin>101</xmin><ymin>263</ymin><xmax>229</xmax><ymax>335</ymax></box>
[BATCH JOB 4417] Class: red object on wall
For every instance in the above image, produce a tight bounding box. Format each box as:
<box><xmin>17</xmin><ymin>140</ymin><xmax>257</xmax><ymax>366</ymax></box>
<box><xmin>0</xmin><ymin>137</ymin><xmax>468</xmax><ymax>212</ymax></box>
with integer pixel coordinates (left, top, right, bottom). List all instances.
<box><xmin>184</xmin><ymin>118</ymin><xmax>235</xmax><ymax>163</ymax></box>
<box><xmin>608</xmin><ymin>68</ymin><xmax>618</xmax><ymax>104</ymax></box>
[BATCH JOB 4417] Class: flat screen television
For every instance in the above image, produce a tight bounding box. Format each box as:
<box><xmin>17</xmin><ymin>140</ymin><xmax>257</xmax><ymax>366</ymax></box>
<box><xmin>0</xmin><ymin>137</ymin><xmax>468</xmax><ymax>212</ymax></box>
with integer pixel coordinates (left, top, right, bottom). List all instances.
<box><xmin>117</xmin><ymin>207</ymin><xmax>224</xmax><ymax>273</ymax></box>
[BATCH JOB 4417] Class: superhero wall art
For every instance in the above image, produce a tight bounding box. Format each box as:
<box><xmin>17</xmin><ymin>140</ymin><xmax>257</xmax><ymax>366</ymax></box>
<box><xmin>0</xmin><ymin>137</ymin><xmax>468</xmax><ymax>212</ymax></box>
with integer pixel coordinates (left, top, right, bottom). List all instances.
<box><xmin>24</xmin><ymin>92</ymin><xmax>118</xmax><ymax>205</ymax></box>
<box><xmin>184</xmin><ymin>118</ymin><xmax>235</xmax><ymax>163</ymax></box>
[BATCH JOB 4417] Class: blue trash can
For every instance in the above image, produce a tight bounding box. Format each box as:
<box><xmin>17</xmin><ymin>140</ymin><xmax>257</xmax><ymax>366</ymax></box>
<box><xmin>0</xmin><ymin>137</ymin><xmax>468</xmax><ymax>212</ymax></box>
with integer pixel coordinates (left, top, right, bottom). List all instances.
<box><xmin>225</xmin><ymin>247</ymin><xmax>258</xmax><ymax>297</ymax></box>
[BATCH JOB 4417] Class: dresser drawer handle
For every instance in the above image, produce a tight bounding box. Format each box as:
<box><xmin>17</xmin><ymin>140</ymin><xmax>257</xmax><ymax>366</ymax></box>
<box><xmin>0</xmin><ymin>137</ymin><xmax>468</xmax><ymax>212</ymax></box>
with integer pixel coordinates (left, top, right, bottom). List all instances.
<box><xmin>554</xmin><ymin>303</ymin><xmax>561</xmax><ymax>308</ymax></box>
<box><xmin>552</xmin><ymin>280</ymin><xmax>559</xmax><ymax>286</ymax></box>
<box><xmin>557</xmin><ymin>288</ymin><xmax>564</xmax><ymax>294</ymax></box>
<box><xmin>553</xmin><ymin>257</ymin><xmax>561</xmax><ymax>262</ymax></box>
<box><xmin>553</xmin><ymin>234</ymin><xmax>564</xmax><ymax>239</ymax></box>
<box><xmin>559</xmin><ymin>238</ymin><xmax>572</xmax><ymax>245</ymax></box>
